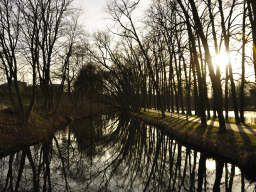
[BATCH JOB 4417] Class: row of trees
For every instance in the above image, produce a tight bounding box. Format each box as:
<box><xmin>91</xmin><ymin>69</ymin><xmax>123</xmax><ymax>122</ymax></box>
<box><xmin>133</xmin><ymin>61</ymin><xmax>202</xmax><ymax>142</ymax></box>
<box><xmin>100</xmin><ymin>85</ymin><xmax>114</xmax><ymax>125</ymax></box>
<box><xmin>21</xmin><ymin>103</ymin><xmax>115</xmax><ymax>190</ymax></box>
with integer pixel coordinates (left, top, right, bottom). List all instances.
<box><xmin>1</xmin><ymin>0</ymin><xmax>256</xmax><ymax>132</ymax></box>
<box><xmin>75</xmin><ymin>0</ymin><xmax>256</xmax><ymax>133</ymax></box>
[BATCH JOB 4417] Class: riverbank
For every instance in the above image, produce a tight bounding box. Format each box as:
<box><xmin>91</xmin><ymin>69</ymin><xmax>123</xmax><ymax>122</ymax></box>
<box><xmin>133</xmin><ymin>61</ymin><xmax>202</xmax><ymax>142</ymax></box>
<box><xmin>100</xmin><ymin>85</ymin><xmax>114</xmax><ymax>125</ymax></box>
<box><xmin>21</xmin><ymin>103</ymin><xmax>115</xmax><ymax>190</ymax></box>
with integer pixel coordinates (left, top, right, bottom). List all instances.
<box><xmin>0</xmin><ymin>99</ymin><xmax>105</xmax><ymax>158</ymax></box>
<box><xmin>0</xmin><ymin>109</ymin><xmax>67</xmax><ymax>158</ymax></box>
<box><xmin>128</xmin><ymin>111</ymin><xmax>256</xmax><ymax>171</ymax></box>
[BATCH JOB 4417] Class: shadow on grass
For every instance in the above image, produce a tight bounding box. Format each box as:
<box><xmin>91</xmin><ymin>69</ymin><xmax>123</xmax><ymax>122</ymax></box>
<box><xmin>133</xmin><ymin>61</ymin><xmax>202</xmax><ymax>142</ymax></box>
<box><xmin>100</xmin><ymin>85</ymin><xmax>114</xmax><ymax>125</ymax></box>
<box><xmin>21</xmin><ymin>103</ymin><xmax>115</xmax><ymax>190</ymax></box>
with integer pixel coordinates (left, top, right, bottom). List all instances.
<box><xmin>205</xmin><ymin>120</ymin><xmax>217</xmax><ymax>139</ymax></box>
<box><xmin>234</xmin><ymin>124</ymin><xmax>256</xmax><ymax>136</ymax></box>
<box><xmin>216</xmin><ymin>124</ymin><xmax>235</xmax><ymax>146</ymax></box>
<box><xmin>144</xmin><ymin>111</ymin><xmax>256</xmax><ymax>151</ymax></box>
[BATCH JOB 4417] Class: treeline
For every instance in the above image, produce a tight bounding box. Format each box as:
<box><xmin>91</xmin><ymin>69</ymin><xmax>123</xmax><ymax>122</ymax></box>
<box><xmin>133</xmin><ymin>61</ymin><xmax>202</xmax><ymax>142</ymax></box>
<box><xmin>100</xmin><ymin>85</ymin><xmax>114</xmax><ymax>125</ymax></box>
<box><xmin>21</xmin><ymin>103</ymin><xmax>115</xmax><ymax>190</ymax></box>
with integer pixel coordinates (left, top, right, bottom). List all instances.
<box><xmin>1</xmin><ymin>0</ymin><xmax>256</xmax><ymax>132</ymax></box>
<box><xmin>0</xmin><ymin>0</ymin><xmax>84</xmax><ymax>124</ymax></box>
<box><xmin>77</xmin><ymin>0</ymin><xmax>256</xmax><ymax>133</ymax></box>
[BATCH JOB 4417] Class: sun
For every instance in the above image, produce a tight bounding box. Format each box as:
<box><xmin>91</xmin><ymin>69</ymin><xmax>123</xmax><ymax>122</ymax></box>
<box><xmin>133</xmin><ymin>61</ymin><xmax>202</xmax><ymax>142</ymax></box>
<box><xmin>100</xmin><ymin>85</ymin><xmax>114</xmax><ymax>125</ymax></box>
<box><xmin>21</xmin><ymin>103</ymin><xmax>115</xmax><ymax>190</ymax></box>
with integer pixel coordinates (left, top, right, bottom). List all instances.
<box><xmin>212</xmin><ymin>52</ymin><xmax>230</xmax><ymax>67</ymax></box>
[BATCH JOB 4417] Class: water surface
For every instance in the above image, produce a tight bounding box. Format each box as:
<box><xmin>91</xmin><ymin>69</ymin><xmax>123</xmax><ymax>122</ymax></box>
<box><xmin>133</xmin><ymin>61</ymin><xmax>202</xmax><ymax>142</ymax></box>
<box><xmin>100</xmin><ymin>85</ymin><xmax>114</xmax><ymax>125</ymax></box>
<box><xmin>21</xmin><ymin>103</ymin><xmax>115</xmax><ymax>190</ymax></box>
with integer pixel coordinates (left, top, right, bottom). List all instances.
<box><xmin>0</xmin><ymin>112</ymin><xmax>255</xmax><ymax>191</ymax></box>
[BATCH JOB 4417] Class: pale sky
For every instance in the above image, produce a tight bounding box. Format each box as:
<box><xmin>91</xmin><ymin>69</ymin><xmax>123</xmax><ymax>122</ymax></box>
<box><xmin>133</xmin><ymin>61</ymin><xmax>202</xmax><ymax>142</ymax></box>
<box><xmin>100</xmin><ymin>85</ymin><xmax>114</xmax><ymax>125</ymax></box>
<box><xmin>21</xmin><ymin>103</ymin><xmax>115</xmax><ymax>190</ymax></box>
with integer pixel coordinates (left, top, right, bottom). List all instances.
<box><xmin>75</xmin><ymin>0</ymin><xmax>109</xmax><ymax>32</ymax></box>
<box><xmin>75</xmin><ymin>0</ymin><xmax>149</xmax><ymax>33</ymax></box>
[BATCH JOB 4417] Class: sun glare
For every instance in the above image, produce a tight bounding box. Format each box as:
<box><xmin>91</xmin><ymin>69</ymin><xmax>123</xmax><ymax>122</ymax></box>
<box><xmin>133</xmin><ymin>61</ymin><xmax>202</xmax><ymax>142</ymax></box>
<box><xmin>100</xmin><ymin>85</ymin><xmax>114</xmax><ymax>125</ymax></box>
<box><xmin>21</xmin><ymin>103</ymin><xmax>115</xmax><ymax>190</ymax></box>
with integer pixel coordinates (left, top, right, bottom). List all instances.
<box><xmin>212</xmin><ymin>52</ymin><xmax>230</xmax><ymax>68</ymax></box>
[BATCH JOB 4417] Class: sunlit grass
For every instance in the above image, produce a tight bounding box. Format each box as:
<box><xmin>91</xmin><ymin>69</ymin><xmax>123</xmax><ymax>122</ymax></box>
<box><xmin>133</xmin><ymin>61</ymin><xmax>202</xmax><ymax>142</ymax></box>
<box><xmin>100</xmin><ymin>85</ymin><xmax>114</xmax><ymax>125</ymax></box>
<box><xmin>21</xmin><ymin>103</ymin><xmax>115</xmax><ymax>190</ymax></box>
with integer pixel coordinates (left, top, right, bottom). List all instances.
<box><xmin>141</xmin><ymin>111</ymin><xmax>256</xmax><ymax>155</ymax></box>
<box><xmin>148</xmin><ymin>110</ymin><xmax>256</xmax><ymax>128</ymax></box>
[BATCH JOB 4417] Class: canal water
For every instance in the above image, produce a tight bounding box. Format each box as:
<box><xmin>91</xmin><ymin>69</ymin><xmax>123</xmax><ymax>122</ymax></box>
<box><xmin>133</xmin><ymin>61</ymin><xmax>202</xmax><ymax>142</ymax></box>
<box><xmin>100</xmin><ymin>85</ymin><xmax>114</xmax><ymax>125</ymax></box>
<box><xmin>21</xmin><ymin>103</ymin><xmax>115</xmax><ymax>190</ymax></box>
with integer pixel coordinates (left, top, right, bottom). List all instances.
<box><xmin>0</xmin><ymin>112</ymin><xmax>256</xmax><ymax>191</ymax></box>
<box><xmin>182</xmin><ymin>110</ymin><xmax>256</xmax><ymax>125</ymax></box>
<box><xmin>205</xmin><ymin>111</ymin><xmax>256</xmax><ymax>125</ymax></box>
<box><xmin>223</xmin><ymin>111</ymin><xmax>256</xmax><ymax>125</ymax></box>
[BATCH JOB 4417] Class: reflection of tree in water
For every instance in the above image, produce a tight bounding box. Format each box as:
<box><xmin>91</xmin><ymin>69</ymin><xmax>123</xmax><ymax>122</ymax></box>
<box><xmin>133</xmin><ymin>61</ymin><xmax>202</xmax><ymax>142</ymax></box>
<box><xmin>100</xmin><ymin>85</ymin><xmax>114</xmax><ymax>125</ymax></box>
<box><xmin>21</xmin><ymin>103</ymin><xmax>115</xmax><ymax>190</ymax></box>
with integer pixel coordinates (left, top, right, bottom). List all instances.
<box><xmin>71</xmin><ymin>117</ymin><xmax>103</xmax><ymax>157</ymax></box>
<box><xmin>0</xmin><ymin>113</ymin><xmax>256</xmax><ymax>191</ymax></box>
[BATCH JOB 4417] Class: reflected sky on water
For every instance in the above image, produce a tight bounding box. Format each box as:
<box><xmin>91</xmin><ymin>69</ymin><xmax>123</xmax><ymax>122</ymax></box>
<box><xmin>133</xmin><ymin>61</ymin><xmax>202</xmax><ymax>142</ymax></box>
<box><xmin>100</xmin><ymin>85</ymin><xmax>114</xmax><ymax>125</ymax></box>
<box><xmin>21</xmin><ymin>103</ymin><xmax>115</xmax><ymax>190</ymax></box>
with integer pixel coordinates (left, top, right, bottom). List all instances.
<box><xmin>0</xmin><ymin>112</ymin><xmax>256</xmax><ymax>191</ymax></box>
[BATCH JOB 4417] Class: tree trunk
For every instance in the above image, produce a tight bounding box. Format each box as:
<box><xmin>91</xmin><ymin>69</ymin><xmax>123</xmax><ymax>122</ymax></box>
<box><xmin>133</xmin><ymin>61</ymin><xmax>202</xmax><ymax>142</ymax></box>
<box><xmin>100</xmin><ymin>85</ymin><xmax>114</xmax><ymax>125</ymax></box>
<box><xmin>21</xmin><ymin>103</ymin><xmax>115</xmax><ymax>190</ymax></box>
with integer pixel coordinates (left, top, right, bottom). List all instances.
<box><xmin>189</xmin><ymin>0</ymin><xmax>226</xmax><ymax>132</ymax></box>
<box><xmin>240</xmin><ymin>1</ymin><xmax>246</xmax><ymax>123</ymax></box>
<box><xmin>192</xmin><ymin>63</ymin><xmax>198</xmax><ymax>116</ymax></box>
<box><xmin>177</xmin><ymin>0</ymin><xmax>207</xmax><ymax>126</ymax></box>
<box><xmin>225</xmin><ymin>66</ymin><xmax>229</xmax><ymax>120</ymax></box>
<box><xmin>218</xmin><ymin>0</ymin><xmax>240</xmax><ymax>124</ymax></box>
<box><xmin>197</xmin><ymin>36</ymin><xmax>211</xmax><ymax>119</ymax></box>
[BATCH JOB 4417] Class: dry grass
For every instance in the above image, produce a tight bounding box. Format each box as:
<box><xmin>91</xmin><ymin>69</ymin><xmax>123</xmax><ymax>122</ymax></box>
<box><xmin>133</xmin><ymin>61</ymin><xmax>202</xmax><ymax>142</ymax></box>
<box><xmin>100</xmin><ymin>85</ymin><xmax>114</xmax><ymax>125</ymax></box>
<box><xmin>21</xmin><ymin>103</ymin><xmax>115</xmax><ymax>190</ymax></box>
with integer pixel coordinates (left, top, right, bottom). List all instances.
<box><xmin>0</xmin><ymin>109</ymin><xmax>66</xmax><ymax>158</ymax></box>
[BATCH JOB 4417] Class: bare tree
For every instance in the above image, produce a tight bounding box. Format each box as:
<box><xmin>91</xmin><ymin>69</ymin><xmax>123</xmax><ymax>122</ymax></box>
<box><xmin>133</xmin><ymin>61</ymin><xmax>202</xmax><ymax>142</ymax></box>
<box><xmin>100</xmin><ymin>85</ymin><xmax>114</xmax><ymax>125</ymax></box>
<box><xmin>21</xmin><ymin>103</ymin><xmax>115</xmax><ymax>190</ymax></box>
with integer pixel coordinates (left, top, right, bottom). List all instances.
<box><xmin>218</xmin><ymin>0</ymin><xmax>240</xmax><ymax>124</ymax></box>
<box><xmin>32</xmin><ymin>0</ymin><xmax>74</xmax><ymax>111</ymax></box>
<box><xmin>188</xmin><ymin>0</ymin><xmax>226</xmax><ymax>132</ymax></box>
<box><xmin>0</xmin><ymin>0</ymin><xmax>25</xmax><ymax>121</ymax></box>
<box><xmin>247</xmin><ymin>0</ymin><xmax>256</xmax><ymax>80</ymax></box>
<box><xmin>176</xmin><ymin>0</ymin><xmax>207</xmax><ymax>126</ymax></box>
<box><xmin>106</xmin><ymin>0</ymin><xmax>166</xmax><ymax>117</ymax></box>
<box><xmin>240</xmin><ymin>0</ymin><xmax>247</xmax><ymax>124</ymax></box>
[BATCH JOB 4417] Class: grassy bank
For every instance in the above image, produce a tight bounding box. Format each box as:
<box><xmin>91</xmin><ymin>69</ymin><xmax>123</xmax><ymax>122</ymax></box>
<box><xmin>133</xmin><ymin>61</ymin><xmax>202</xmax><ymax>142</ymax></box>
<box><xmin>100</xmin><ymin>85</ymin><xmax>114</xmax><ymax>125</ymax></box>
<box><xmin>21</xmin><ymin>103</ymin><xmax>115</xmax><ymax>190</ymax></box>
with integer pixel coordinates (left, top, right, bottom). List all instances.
<box><xmin>128</xmin><ymin>111</ymin><xmax>256</xmax><ymax>171</ymax></box>
<box><xmin>0</xmin><ymin>97</ymin><xmax>105</xmax><ymax>158</ymax></box>
<box><xmin>0</xmin><ymin>109</ymin><xmax>67</xmax><ymax>158</ymax></box>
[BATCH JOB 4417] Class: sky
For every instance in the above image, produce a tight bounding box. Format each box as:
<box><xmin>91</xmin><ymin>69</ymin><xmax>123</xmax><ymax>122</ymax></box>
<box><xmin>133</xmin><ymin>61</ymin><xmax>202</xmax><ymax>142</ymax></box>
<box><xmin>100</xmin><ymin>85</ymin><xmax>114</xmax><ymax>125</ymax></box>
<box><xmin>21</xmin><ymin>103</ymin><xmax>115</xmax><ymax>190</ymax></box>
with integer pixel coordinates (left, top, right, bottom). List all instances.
<box><xmin>75</xmin><ymin>0</ymin><xmax>109</xmax><ymax>32</ymax></box>
<box><xmin>75</xmin><ymin>0</ymin><xmax>149</xmax><ymax>33</ymax></box>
